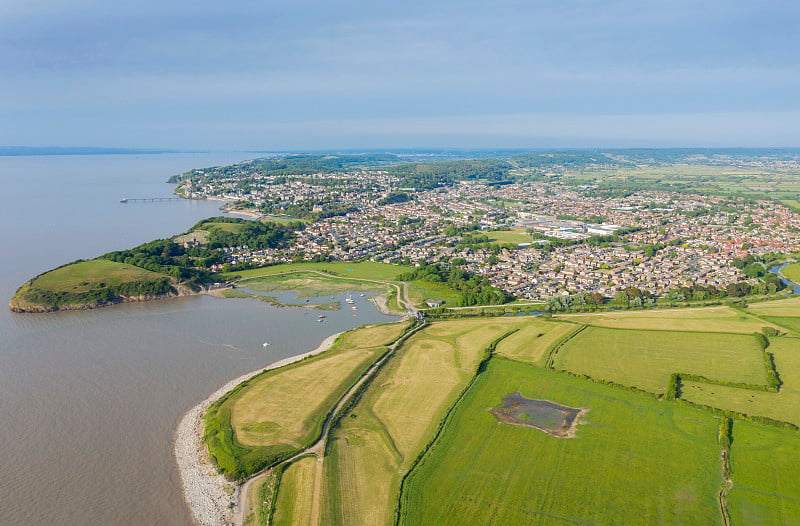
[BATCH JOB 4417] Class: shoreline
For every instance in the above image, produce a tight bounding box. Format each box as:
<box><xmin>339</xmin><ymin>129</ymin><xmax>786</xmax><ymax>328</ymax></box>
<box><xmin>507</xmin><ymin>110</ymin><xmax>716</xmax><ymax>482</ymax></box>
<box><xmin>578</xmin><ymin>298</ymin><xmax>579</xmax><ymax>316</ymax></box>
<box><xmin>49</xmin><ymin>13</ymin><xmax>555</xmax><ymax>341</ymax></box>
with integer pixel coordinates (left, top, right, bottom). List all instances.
<box><xmin>173</xmin><ymin>331</ymin><xmax>345</xmax><ymax>526</ymax></box>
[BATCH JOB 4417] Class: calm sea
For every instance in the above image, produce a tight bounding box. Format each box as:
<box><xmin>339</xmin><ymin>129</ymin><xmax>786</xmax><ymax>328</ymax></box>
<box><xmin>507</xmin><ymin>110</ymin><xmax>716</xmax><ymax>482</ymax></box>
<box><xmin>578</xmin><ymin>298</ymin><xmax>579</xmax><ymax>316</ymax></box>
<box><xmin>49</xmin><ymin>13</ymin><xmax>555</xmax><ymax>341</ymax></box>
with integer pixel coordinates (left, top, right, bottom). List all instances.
<box><xmin>0</xmin><ymin>154</ymin><xmax>397</xmax><ymax>524</ymax></box>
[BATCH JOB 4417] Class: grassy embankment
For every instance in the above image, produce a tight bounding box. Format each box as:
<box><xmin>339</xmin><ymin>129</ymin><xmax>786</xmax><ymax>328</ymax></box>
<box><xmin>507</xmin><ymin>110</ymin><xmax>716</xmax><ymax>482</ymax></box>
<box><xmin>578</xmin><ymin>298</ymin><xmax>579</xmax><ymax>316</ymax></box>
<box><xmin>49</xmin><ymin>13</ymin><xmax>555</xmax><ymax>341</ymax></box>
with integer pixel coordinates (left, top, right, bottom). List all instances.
<box><xmin>10</xmin><ymin>259</ymin><xmax>173</xmax><ymax>311</ymax></box>
<box><xmin>204</xmin><ymin>321</ymin><xmax>410</xmax><ymax>480</ymax></box>
<box><xmin>320</xmin><ymin>318</ymin><xmax>530</xmax><ymax>526</ymax></box>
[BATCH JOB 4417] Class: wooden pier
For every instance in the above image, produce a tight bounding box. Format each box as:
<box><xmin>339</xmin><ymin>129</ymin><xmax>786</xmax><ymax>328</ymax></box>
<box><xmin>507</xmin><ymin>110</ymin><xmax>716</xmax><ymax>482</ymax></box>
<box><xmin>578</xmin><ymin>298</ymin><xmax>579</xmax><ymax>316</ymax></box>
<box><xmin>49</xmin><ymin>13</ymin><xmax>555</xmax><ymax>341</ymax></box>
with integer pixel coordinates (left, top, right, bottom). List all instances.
<box><xmin>119</xmin><ymin>197</ymin><xmax>185</xmax><ymax>203</ymax></box>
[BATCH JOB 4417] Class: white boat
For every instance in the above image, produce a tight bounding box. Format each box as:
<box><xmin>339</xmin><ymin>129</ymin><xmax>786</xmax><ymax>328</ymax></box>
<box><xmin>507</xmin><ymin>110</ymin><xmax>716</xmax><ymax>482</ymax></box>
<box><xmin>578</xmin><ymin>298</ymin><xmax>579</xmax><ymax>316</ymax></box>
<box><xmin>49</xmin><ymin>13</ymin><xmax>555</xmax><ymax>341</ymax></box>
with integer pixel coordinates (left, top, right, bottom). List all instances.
<box><xmin>262</xmin><ymin>342</ymin><xmax>270</xmax><ymax>347</ymax></box>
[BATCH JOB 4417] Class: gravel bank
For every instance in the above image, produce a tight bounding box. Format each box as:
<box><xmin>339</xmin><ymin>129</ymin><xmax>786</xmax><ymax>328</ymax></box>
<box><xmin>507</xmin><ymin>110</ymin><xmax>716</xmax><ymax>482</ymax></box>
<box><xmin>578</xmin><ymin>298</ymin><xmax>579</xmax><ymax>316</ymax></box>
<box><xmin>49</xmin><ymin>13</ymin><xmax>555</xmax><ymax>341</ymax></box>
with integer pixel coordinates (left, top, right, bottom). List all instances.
<box><xmin>174</xmin><ymin>331</ymin><xmax>344</xmax><ymax>526</ymax></box>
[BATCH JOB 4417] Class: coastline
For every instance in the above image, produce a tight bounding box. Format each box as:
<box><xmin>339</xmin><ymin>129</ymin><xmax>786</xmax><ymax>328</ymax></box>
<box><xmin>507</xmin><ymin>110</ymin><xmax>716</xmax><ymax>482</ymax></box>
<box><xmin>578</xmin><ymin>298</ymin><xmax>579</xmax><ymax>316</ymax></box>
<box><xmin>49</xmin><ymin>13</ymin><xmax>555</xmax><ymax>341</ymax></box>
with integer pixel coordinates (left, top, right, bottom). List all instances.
<box><xmin>174</xmin><ymin>331</ymin><xmax>345</xmax><ymax>526</ymax></box>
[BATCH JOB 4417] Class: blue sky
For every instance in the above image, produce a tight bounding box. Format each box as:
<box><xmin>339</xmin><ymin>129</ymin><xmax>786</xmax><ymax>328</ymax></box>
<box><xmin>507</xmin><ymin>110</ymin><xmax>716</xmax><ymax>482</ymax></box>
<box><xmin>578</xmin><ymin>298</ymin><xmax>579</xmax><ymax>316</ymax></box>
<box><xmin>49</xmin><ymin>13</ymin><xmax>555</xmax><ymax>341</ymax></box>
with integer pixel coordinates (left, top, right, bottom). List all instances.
<box><xmin>2</xmin><ymin>0</ymin><xmax>799</xmax><ymax>149</ymax></box>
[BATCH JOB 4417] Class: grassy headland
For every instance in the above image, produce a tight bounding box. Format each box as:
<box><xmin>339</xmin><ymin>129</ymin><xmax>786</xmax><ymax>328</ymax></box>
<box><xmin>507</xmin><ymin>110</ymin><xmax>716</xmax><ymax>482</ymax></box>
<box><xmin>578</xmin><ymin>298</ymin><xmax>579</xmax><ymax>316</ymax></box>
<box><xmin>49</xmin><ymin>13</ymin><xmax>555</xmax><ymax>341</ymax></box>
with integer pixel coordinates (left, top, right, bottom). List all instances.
<box><xmin>10</xmin><ymin>259</ymin><xmax>175</xmax><ymax>312</ymax></box>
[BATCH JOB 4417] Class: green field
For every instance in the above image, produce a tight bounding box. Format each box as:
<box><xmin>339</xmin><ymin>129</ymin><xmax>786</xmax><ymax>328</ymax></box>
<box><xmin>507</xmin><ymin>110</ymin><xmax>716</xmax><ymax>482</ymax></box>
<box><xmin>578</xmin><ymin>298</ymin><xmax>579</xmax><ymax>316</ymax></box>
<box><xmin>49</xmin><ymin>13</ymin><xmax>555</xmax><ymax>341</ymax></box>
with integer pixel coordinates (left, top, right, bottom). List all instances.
<box><xmin>10</xmin><ymin>259</ymin><xmax>173</xmax><ymax>311</ymax></box>
<box><xmin>240</xmin><ymin>273</ymin><xmax>388</xmax><ymax>299</ymax></box>
<box><xmin>485</xmin><ymin>228</ymin><xmax>532</xmax><ymax>244</ymax></box>
<box><xmin>557</xmin><ymin>306</ymin><xmax>781</xmax><ymax>334</ymax></box>
<box><xmin>680</xmin><ymin>336</ymin><xmax>800</xmax><ymax>426</ymax></box>
<box><xmin>493</xmin><ymin>319</ymin><xmax>578</xmax><ymax>366</ymax></box>
<box><xmin>220</xmin><ymin>261</ymin><xmax>411</xmax><ymax>281</ymax></box>
<box><xmin>552</xmin><ymin>327</ymin><xmax>769</xmax><ymax>393</ymax></box>
<box><xmin>405</xmin><ymin>280</ymin><xmax>462</xmax><ymax>307</ymax></box>
<box><xmin>30</xmin><ymin>259</ymin><xmax>166</xmax><ymax>292</ymax></box>
<box><xmin>727</xmin><ymin>422</ymin><xmax>800</xmax><ymax>525</ymax></box>
<box><xmin>399</xmin><ymin>358</ymin><xmax>723</xmax><ymax>525</ymax></box>
<box><xmin>200</xmin><ymin>221</ymin><xmax>245</xmax><ymax>233</ymax></box>
<box><xmin>781</xmin><ymin>262</ymin><xmax>800</xmax><ymax>285</ymax></box>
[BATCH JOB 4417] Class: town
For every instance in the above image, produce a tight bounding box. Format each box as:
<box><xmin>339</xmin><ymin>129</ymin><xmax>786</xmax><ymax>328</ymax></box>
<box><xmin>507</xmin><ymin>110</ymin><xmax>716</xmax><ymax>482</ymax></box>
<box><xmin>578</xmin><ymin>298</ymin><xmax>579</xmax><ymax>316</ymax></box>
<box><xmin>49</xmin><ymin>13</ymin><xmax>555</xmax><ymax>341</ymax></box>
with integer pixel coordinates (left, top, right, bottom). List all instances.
<box><xmin>172</xmin><ymin>155</ymin><xmax>800</xmax><ymax>304</ymax></box>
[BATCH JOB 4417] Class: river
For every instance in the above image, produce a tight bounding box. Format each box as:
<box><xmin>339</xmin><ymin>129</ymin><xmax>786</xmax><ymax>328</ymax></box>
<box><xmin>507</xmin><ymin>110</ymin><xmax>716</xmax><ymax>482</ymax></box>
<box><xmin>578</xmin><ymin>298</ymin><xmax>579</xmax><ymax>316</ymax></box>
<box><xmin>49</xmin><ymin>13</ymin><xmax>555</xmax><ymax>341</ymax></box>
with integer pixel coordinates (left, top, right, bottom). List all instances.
<box><xmin>769</xmin><ymin>263</ymin><xmax>800</xmax><ymax>295</ymax></box>
<box><xmin>0</xmin><ymin>154</ymin><xmax>397</xmax><ymax>524</ymax></box>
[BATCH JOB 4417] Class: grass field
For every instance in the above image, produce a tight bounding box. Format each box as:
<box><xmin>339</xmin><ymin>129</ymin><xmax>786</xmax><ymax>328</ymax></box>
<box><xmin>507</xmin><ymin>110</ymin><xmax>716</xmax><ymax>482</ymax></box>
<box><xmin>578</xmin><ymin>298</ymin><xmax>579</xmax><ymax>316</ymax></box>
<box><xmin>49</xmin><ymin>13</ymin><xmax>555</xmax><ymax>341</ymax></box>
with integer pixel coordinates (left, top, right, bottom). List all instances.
<box><xmin>31</xmin><ymin>259</ymin><xmax>166</xmax><ymax>293</ymax></box>
<box><xmin>405</xmin><ymin>280</ymin><xmax>461</xmax><ymax>307</ymax></box>
<box><xmin>746</xmin><ymin>296</ymin><xmax>800</xmax><ymax>317</ymax></box>
<box><xmin>485</xmin><ymin>228</ymin><xmax>531</xmax><ymax>244</ymax></box>
<box><xmin>201</xmin><ymin>221</ymin><xmax>244</xmax><ymax>233</ymax></box>
<box><xmin>399</xmin><ymin>358</ymin><xmax>723</xmax><ymax>525</ymax></box>
<box><xmin>240</xmin><ymin>273</ymin><xmax>388</xmax><ymax>299</ymax></box>
<box><xmin>205</xmin><ymin>323</ymin><xmax>401</xmax><ymax>478</ymax></box>
<box><xmin>781</xmin><ymin>262</ymin><xmax>800</xmax><ymax>284</ymax></box>
<box><xmin>322</xmin><ymin>318</ymin><xmax>528</xmax><ymax>526</ymax></box>
<box><xmin>680</xmin><ymin>336</ymin><xmax>800</xmax><ymax>426</ymax></box>
<box><xmin>220</xmin><ymin>261</ymin><xmax>411</xmax><ymax>281</ymax></box>
<box><xmin>492</xmin><ymin>319</ymin><xmax>578</xmax><ymax>366</ymax></box>
<box><xmin>762</xmin><ymin>316</ymin><xmax>800</xmax><ymax>334</ymax></box>
<box><xmin>337</xmin><ymin>322</ymin><xmax>410</xmax><ymax>350</ymax></box>
<box><xmin>552</xmin><ymin>327</ymin><xmax>769</xmax><ymax>393</ymax></box>
<box><xmin>556</xmin><ymin>306</ymin><xmax>782</xmax><ymax>334</ymax></box>
<box><xmin>727</xmin><ymin>422</ymin><xmax>800</xmax><ymax>525</ymax></box>
<box><xmin>230</xmin><ymin>347</ymin><xmax>382</xmax><ymax>448</ymax></box>
<box><xmin>273</xmin><ymin>457</ymin><xmax>319</xmax><ymax>526</ymax></box>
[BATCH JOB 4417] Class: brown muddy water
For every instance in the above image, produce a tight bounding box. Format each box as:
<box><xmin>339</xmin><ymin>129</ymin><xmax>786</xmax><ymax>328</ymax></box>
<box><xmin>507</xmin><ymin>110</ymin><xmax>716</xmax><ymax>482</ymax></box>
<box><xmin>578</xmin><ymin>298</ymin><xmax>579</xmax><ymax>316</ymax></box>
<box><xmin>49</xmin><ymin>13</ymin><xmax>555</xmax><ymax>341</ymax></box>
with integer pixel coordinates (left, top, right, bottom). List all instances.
<box><xmin>0</xmin><ymin>154</ymin><xmax>398</xmax><ymax>524</ymax></box>
<box><xmin>492</xmin><ymin>392</ymin><xmax>582</xmax><ymax>437</ymax></box>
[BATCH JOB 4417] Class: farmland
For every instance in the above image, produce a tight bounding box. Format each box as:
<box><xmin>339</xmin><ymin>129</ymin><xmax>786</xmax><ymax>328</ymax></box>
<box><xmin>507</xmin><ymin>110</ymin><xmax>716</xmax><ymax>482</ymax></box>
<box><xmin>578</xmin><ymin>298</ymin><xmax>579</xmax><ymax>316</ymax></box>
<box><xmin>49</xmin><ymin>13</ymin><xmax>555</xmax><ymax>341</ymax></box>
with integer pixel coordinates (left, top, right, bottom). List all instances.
<box><xmin>727</xmin><ymin>423</ymin><xmax>800</xmax><ymax>525</ymax></box>
<box><xmin>322</xmin><ymin>318</ymin><xmax>528</xmax><ymax>526</ymax></box>
<box><xmin>399</xmin><ymin>359</ymin><xmax>723</xmax><ymax>525</ymax></box>
<box><xmin>221</xmin><ymin>302</ymin><xmax>800</xmax><ymax>525</ymax></box>
<box><xmin>552</xmin><ymin>327</ymin><xmax>769</xmax><ymax>393</ymax></box>
<box><xmin>556</xmin><ymin>306</ymin><xmax>782</xmax><ymax>334</ymax></box>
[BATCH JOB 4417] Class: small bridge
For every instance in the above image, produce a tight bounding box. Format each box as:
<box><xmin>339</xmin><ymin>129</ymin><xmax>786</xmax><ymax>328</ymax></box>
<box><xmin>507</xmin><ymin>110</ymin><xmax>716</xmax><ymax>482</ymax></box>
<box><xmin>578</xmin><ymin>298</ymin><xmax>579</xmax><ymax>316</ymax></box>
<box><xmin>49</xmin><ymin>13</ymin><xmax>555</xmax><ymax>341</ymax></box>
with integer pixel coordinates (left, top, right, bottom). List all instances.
<box><xmin>120</xmin><ymin>197</ymin><xmax>185</xmax><ymax>203</ymax></box>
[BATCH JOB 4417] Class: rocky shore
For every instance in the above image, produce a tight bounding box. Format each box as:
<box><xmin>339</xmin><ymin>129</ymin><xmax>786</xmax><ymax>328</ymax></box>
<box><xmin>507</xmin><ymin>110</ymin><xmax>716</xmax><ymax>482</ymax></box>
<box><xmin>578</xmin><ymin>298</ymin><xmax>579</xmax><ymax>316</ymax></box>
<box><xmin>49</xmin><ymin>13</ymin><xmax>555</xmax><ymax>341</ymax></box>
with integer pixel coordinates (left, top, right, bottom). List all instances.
<box><xmin>174</xmin><ymin>331</ymin><xmax>345</xmax><ymax>526</ymax></box>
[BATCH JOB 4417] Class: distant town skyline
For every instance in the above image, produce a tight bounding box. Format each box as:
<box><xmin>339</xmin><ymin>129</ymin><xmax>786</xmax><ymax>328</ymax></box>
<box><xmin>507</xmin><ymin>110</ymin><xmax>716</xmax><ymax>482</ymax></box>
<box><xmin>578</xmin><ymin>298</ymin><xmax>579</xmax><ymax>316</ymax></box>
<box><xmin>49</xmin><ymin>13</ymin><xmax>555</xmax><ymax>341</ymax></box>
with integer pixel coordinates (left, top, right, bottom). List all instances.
<box><xmin>2</xmin><ymin>0</ymin><xmax>799</xmax><ymax>150</ymax></box>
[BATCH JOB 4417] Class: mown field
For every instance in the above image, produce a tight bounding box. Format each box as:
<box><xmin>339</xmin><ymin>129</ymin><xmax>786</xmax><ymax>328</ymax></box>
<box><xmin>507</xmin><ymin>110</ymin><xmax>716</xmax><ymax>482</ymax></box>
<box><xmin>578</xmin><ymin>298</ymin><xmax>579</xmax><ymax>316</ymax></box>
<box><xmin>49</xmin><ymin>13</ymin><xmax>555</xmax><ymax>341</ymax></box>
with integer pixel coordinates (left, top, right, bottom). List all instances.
<box><xmin>272</xmin><ymin>457</ymin><xmax>319</xmax><ymax>526</ymax></box>
<box><xmin>204</xmin><ymin>322</ymin><xmax>403</xmax><ymax>479</ymax></box>
<box><xmin>552</xmin><ymin>327</ymin><xmax>769</xmax><ymax>393</ymax></box>
<box><xmin>321</xmin><ymin>318</ymin><xmax>529</xmax><ymax>526</ymax></box>
<box><xmin>485</xmin><ymin>228</ymin><xmax>531</xmax><ymax>244</ymax></box>
<box><xmin>399</xmin><ymin>358</ymin><xmax>724</xmax><ymax>525</ymax></box>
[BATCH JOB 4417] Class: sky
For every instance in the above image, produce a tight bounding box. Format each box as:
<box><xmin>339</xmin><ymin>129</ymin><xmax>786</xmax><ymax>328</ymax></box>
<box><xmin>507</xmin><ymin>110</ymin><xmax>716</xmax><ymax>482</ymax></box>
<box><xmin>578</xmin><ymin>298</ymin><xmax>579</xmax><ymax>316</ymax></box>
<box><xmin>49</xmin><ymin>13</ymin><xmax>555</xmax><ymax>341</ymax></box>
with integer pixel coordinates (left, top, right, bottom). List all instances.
<box><xmin>2</xmin><ymin>0</ymin><xmax>799</xmax><ymax>150</ymax></box>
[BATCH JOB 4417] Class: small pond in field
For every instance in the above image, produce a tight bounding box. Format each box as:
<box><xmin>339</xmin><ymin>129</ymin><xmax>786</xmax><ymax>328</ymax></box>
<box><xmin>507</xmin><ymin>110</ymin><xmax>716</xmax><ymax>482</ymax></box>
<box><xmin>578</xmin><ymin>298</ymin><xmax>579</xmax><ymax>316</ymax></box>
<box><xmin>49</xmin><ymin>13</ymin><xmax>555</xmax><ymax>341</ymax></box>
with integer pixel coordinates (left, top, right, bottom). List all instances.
<box><xmin>492</xmin><ymin>392</ymin><xmax>584</xmax><ymax>438</ymax></box>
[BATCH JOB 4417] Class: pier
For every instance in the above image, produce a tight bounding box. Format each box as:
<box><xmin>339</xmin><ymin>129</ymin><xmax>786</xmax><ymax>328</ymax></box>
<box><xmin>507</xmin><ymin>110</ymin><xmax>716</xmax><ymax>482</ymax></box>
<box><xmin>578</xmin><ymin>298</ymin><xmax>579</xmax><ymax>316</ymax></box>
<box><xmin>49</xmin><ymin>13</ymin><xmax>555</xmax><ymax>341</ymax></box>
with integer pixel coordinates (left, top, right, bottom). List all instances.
<box><xmin>120</xmin><ymin>197</ymin><xmax>185</xmax><ymax>203</ymax></box>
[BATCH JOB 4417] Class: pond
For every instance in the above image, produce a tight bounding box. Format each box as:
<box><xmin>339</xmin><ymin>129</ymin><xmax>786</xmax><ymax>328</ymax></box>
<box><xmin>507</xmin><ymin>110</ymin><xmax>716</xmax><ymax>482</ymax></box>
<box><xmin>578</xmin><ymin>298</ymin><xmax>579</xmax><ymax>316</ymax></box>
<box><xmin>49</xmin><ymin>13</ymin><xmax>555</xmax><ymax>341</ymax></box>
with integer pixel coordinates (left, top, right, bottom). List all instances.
<box><xmin>492</xmin><ymin>392</ymin><xmax>584</xmax><ymax>438</ymax></box>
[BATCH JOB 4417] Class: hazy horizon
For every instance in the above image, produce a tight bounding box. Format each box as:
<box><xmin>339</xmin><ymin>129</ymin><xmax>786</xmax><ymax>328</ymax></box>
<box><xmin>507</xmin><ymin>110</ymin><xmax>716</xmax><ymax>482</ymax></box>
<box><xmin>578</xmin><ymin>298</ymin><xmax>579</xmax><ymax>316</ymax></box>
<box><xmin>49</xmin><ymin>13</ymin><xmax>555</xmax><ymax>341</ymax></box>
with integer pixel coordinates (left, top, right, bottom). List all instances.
<box><xmin>3</xmin><ymin>1</ymin><xmax>799</xmax><ymax>150</ymax></box>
